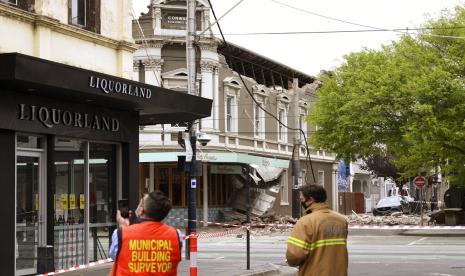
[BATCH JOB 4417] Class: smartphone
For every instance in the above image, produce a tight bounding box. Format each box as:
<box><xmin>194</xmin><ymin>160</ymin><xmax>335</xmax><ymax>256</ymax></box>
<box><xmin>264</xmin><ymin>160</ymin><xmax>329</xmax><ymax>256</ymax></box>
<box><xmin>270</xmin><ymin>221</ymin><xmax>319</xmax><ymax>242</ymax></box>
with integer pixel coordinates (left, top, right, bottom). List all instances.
<box><xmin>118</xmin><ymin>199</ymin><xmax>129</xmax><ymax>218</ymax></box>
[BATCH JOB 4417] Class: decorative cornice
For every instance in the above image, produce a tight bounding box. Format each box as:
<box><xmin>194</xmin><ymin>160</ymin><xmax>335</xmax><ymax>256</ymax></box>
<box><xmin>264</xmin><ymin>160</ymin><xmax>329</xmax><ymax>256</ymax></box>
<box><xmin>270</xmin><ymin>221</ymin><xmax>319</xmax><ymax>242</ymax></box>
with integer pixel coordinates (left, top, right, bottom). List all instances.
<box><xmin>198</xmin><ymin>42</ymin><xmax>218</xmax><ymax>52</ymax></box>
<box><xmin>200</xmin><ymin>60</ymin><xmax>217</xmax><ymax>73</ymax></box>
<box><xmin>0</xmin><ymin>4</ymin><xmax>138</xmax><ymax>52</ymax></box>
<box><xmin>143</xmin><ymin>58</ymin><xmax>164</xmax><ymax>70</ymax></box>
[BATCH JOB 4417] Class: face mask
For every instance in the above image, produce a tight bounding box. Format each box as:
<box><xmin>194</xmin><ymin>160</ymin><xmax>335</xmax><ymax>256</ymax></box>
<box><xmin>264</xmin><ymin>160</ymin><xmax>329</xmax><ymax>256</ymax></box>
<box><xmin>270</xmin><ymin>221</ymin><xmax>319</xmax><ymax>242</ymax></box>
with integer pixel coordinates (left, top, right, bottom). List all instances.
<box><xmin>301</xmin><ymin>201</ymin><xmax>310</xmax><ymax>209</ymax></box>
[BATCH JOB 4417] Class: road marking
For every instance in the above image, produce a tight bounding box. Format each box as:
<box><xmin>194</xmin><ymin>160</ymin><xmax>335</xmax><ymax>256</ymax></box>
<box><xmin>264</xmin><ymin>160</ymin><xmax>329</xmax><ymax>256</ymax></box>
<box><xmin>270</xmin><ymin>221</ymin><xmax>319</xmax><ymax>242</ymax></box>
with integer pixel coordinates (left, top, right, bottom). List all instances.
<box><xmin>407</xmin><ymin>237</ymin><xmax>427</xmax><ymax>246</ymax></box>
<box><xmin>352</xmin><ymin>261</ymin><xmax>381</xmax><ymax>264</ymax></box>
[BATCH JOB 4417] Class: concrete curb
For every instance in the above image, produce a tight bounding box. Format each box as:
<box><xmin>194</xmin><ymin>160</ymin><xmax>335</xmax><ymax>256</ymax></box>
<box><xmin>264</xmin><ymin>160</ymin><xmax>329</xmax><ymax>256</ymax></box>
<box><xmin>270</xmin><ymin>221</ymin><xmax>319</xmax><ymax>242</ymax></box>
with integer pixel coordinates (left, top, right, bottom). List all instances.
<box><xmin>237</xmin><ymin>263</ymin><xmax>298</xmax><ymax>276</ymax></box>
<box><xmin>237</xmin><ymin>268</ymin><xmax>280</xmax><ymax>276</ymax></box>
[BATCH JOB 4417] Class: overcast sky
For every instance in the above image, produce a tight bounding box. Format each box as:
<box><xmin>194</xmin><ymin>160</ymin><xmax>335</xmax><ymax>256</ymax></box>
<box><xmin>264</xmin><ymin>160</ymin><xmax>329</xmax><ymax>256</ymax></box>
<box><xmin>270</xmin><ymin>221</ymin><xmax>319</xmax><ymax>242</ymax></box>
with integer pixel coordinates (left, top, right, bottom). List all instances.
<box><xmin>133</xmin><ymin>0</ymin><xmax>464</xmax><ymax>76</ymax></box>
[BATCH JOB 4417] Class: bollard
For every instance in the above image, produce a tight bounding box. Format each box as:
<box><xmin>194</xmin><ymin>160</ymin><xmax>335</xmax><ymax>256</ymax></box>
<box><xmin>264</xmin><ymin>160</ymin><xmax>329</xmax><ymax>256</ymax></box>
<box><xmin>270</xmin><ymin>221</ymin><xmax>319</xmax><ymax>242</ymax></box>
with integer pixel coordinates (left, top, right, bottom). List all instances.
<box><xmin>190</xmin><ymin>232</ymin><xmax>198</xmax><ymax>276</ymax></box>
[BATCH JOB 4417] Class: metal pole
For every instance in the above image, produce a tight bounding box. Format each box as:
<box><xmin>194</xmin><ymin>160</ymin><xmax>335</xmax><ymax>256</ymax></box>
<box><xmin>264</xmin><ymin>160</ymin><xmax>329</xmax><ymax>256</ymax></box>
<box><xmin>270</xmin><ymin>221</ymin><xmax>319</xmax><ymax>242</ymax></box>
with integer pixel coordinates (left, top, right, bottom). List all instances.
<box><xmin>292</xmin><ymin>78</ymin><xmax>301</xmax><ymax>218</ymax></box>
<box><xmin>420</xmin><ymin>187</ymin><xmax>424</xmax><ymax>226</ymax></box>
<box><xmin>246</xmin><ymin>176</ymin><xmax>250</xmax><ymax>270</ymax></box>
<box><xmin>186</xmin><ymin>0</ymin><xmax>197</xmax><ymax>259</ymax></box>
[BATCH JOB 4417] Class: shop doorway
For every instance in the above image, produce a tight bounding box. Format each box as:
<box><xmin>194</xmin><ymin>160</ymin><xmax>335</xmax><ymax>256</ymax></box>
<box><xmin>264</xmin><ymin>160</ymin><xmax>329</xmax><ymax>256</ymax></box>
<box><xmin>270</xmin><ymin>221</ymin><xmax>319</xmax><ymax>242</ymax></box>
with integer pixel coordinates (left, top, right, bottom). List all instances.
<box><xmin>16</xmin><ymin>142</ymin><xmax>47</xmax><ymax>275</ymax></box>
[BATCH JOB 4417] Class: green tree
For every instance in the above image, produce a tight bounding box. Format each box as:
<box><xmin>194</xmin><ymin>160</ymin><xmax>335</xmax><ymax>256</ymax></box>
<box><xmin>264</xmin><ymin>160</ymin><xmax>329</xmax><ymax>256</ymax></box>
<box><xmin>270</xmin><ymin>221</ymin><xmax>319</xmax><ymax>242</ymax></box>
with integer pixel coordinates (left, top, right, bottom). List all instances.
<box><xmin>309</xmin><ymin>6</ymin><xmax>465</xmax><ymax>186</ymax></box>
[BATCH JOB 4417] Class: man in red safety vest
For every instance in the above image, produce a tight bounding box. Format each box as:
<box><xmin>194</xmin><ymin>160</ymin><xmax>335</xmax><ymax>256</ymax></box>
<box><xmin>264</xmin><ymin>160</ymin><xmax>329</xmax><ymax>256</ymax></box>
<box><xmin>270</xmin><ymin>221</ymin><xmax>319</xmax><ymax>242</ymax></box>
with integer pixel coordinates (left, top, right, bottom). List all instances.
<box><xmin>109</xmin><ymin>191</ymin><xmax>182</xmax><ymax>276</ymax></box>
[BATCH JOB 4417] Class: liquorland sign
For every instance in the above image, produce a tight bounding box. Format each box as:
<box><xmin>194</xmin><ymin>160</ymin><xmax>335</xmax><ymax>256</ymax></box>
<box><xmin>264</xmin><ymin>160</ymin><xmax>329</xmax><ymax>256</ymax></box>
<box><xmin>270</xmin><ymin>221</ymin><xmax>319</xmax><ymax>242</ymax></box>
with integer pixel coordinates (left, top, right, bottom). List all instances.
<box><xmin>18</xmin><ymin>104</ymin><xmax>120</xmax><ymax>132</ymax></box>
<box><xmin>89</xmin><ymin>75</ymin><xmax>152</xmax><ymax>99</ymax></box>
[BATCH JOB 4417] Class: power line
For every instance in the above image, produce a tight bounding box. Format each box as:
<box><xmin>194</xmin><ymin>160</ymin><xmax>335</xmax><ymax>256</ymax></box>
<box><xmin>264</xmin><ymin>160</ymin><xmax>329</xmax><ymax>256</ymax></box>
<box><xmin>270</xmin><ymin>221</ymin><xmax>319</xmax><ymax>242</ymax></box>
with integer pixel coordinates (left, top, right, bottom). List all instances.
<box><xmin>268</xmin><ymin>0</ymin><xmax>465</xmax><ymax>40</ymax></box>
<box><xmin>212</xmin><ymin>26</ymin><xmax>465</xmax><ymax>36</ymax></box>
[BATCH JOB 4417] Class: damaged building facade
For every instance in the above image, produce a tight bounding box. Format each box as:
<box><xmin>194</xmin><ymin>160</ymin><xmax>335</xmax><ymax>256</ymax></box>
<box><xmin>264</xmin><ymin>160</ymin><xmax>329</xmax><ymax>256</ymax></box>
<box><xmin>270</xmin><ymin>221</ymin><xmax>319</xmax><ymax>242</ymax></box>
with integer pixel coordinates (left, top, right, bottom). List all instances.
<box><xmin>133</xmin><ymin>0</ymin><xmax>338</xmax><ymax>225</ymax></box>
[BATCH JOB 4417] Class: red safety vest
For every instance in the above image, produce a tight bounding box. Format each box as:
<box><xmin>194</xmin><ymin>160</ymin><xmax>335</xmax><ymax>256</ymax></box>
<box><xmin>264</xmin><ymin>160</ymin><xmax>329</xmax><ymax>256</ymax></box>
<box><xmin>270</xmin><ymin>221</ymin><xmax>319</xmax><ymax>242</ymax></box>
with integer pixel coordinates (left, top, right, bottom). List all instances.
<box><xmin>115</xmin><ymin>221</ymin><xmax>181</xmax><ymax>276</ymax></box>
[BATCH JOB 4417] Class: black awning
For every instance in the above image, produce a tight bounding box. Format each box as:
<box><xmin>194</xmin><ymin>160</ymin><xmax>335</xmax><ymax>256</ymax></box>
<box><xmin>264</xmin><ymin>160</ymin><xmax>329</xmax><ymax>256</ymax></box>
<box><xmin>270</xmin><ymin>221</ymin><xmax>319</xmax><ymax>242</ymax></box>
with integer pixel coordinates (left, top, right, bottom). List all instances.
<box><xmin>0</xmin><ymin>53</ymin><xmax>212</xmax><ymax>125</ymax></box>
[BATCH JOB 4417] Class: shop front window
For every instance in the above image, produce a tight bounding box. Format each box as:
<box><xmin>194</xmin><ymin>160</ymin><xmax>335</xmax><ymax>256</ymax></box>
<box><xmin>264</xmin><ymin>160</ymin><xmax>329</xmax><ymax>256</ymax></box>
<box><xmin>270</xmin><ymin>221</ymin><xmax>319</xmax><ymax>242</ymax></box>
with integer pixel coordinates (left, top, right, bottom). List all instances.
<box><xmin>53</xmin><ymin>139</ymin><xmax>117</xmax><ymax>269</ymax></box>
<box><xmin>53</xmin><ymin>139</ymin><xmax>86</xmax><ymax>269</ymax></box>
<box><xmin>88</xmin><ymin>143</ymin><xmax>117</xmax><ymax>262</ymax></box>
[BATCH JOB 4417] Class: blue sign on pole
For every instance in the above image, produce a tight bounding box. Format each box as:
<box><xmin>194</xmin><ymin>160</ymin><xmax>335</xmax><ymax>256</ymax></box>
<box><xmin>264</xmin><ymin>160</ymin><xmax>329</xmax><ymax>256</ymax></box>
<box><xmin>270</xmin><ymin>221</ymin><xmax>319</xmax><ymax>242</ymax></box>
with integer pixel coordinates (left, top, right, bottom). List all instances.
<box><xmin>191</xmin><ymin>179</ymin><xmax>197</xmax><ymax>188</ymax></box>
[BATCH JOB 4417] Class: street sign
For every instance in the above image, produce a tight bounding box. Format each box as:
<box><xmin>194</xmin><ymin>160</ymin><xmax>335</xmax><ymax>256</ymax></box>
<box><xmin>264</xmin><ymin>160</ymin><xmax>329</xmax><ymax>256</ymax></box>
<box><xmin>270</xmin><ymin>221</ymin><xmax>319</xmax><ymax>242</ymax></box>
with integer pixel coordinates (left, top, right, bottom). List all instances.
<box><xmin>191</xmin><ymin>179</ymin><xmax>197</xmax><ymax>188</ymax></box>
<box><xmin>414</xmin><ymin>176</ymin><xmax>426</xmax><ymax>188</ymax></box>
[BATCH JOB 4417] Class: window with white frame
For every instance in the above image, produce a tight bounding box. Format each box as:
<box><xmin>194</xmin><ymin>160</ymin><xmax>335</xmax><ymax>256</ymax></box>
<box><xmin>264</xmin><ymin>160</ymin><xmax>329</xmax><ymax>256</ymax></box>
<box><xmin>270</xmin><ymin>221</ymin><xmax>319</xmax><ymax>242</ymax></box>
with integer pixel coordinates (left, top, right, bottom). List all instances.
<box><xmin>318</xmin><ymin>170</ymin><xmax>325</xmax><ymax>186</ymax></box>
<box><xmin>225</xmin><ymin>95</ymin><xmax>234</xmax><ymax>132</ymax></box>
<box><xmin>280</xmin><ymin>170</ymin><xmax>289</xmax><ymax>204</ymax></box>
<box><xmin>223</xmin><ymin>78</ymin><xmax>241</xmax><ymax>134</ymax></box>
<box><xmin>278</xmin><ymin>108</ymin><xmax>287</xmax><ymax>142</ymax></box>
<box><xmin>254</xmin><ymin>102</ymin><xmax>265</xmax><ymax>138</ymax></box>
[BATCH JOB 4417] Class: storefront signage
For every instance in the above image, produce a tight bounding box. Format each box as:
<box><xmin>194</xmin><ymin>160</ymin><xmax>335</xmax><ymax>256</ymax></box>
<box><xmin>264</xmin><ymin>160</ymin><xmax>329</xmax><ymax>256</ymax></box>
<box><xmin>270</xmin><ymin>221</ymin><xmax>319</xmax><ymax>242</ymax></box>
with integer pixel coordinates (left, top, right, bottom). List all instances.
<box><xmin>89</xmin><ymin>75</ymin><xmax>152</xmax><ymax>99</ymax></box>
<box><xmin>162</xmin><ymin>10</ymin><xmax>187</xmax><ymax>30</ymax></box>
<box><xmin>167</xmin><ymin>15</ymin><xmax>186</xmax><ymax>24</ymax></box>
<box><xmin>18</xmin><ymin>104</ymin><xmax>120</xmax><ymax>132</ymax></box>
<box><xmin>197</xmin><ymin>153</ymin><xmax>218</xmax><ymax>161</ymax></box>
<box><xmin>211</xmin><ymin>164</ymin><xmax>243</xmax><ymax>174</ymax></box>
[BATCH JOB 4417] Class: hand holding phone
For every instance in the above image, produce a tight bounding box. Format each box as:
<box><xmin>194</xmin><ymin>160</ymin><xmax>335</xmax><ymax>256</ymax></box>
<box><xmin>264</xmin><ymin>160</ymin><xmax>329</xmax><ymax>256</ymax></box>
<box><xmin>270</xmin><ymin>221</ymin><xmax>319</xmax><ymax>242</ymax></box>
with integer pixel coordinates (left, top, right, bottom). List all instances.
<box><xmin>118</xmin><ymin>199</ymin><xmax>129</xmax><ymax>218</ymax></box>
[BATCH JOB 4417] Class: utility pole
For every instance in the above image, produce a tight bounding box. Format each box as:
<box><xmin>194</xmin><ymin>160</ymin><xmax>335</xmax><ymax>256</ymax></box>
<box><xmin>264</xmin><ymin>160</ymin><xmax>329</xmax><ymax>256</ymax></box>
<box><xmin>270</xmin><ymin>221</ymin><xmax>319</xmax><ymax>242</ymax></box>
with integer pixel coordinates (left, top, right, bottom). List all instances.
<box><xmin>186</xmin><ymin>0</ymin><xmax>197</xmax><ymax>259</ymax></box>
<box><xmin>292</xmin><ymin>78</ymin><xmax>301</xmax><ymax>218</ymax></box>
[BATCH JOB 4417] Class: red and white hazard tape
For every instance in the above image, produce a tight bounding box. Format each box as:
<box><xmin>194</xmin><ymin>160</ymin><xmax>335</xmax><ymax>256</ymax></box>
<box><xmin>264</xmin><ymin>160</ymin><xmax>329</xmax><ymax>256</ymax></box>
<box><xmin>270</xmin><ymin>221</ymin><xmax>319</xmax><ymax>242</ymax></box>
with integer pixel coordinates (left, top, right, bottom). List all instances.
<box><xmin>171</xmin><ymin>217</ymin><xmax>465</xmax><ymax>231</ymax></box>
<box><xmin>170</xmin><ymin>217</ymin><xmax>242</xmax><ymax>228</ymax></box>
<box><xmin>169</xmin><ymin>217</ymin><xmax>294</xmax><ymax>229</ymax></box>
<box><xmin>37</xmin><ymin>258</ymin><xmax>113</xmax><ymax>275</ymax></box>
<box><xmin>349</xmin><ymin>224</ymin><xmax>465</xmax><ymax>230</ymax></box>
<box><xmin>184</xmin><ymin>226</ymin><xmax>247</xmax><ymax>240</ymax></box>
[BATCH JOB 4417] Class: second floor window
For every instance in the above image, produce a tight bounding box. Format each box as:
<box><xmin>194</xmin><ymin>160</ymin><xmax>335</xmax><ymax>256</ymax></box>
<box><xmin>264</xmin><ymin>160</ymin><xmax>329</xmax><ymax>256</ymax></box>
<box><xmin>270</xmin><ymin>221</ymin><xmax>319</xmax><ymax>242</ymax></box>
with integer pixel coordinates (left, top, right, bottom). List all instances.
<box><xmin>254</xmin><ymin>102</ymin><xmax>264</xmax><ymax>138</ymax></box>
<box><xmin>278</xmin><ymin>108</ymin><xmax>287</xmax><ymax>142</ymax></box>
<box><xmin>2</xmin><ymin>0</ymin><xmax>35</xmax><ymax>12</ymax></box>
<box><xmin>68</xmin><ymin>0</ymin><xmax>100</xmax><ymax>33</ymax></box>
<box><xmin>71</xmin><ymin>0</ymin><xmax>85</xmax><ymax>26</ymax></box>
<box><xmin>226</xmin><ymin>96</ymin><xmax>233</xmax><ymax>132</ymax></box>
<box><xmin>318</xmin><ymin>171</ymin><xmax>325</xmax><ymax>186</ymax></box>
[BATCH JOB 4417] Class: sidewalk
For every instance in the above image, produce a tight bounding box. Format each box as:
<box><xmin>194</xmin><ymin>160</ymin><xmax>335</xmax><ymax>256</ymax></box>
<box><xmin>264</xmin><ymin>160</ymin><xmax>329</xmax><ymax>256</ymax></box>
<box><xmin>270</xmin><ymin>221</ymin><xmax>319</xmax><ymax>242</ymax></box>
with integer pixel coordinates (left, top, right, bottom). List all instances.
<box><xmin>56</xmin><ymin>260</ymin><xmax>297</xmax><ymax>276</ymax></box>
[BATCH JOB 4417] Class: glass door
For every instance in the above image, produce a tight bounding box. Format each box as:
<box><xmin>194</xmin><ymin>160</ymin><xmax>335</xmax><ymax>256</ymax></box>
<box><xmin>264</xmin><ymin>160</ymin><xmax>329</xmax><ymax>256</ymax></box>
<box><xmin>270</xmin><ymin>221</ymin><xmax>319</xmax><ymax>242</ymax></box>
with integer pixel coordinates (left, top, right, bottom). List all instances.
<box><xmin>16</xmin><ymin>151</ymin><xmax>46</xmax><ymax>276</ymax></box>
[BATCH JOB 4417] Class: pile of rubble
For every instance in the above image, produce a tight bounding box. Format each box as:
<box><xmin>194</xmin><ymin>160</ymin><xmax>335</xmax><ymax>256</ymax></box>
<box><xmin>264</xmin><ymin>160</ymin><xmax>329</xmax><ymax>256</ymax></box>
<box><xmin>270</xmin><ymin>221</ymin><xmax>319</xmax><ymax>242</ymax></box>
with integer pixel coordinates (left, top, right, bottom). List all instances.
<box><xmin>346</xmin><ymin>212</ymin><xmax>431</xmax><ymax>225</ymax></box>
<box><xmin>215</xmin><ymin>210</ymin><xmax>296</xmax><ymax>236</ymax></box>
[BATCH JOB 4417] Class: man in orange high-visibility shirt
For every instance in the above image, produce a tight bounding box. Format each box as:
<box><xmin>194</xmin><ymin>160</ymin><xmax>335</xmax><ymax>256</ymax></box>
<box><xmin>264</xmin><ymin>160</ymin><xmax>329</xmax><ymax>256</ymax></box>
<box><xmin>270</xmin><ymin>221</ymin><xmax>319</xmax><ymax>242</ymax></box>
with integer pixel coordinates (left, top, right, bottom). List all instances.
<box><xmin>286</xmin><ymin>185</ymin><xmax>348</xmax><ymax>276</ymax></box>
<box><xmin>110</xmin><ymin>191</ymin><xmax>182</xmax><ymax>276</ymax></box>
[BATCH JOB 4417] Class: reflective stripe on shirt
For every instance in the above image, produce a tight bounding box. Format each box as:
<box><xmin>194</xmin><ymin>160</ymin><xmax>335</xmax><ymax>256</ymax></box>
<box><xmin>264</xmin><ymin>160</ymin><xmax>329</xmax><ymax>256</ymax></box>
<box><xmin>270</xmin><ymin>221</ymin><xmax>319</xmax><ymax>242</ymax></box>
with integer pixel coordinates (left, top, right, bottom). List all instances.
<box><xmin>288</xmin><ymin>236</ymin><xmax>347</xmax><ymax>251</ymax></box>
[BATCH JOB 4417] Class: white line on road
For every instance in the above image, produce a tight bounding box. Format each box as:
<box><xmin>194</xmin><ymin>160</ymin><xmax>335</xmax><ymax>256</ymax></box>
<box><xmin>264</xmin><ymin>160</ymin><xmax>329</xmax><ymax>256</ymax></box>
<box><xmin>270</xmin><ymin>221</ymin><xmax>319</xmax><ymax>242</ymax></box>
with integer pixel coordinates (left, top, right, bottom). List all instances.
<box><xmin>407</xmin><ymin>237</ymin><xmax>427</xmax><ymax>246</ymax></box>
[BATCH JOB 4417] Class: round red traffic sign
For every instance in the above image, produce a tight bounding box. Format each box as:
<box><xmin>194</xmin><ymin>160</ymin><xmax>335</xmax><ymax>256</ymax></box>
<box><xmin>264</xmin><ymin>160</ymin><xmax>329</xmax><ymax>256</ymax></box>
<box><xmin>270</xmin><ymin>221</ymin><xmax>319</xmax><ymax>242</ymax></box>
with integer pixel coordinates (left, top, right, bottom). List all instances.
<box><xmin>414</xmin><ymin>176</ymin><xmax>426</xmax><ymax>188</ymax></box>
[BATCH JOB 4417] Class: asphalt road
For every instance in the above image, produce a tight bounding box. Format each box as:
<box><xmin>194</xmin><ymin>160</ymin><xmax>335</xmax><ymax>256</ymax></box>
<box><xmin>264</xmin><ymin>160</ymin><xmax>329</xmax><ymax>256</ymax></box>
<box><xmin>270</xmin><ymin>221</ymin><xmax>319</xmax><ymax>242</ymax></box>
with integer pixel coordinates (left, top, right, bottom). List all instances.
<box><xmin>192</xmin><ymin>230</ymin><xmax>465</xmax><ymax>276</ymax></box>
<box><xmin>58</xmin><ymin>229</ymin><xmax>465</xmax><ymax>276</ymax></box>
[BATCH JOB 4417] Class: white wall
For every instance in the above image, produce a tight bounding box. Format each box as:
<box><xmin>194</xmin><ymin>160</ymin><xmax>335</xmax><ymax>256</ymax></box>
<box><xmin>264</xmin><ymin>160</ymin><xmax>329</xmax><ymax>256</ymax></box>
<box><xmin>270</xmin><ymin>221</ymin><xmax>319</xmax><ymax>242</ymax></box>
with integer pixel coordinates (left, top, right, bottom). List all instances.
<box><xmin>0</xmin><ymin>1</ymin><xmax>136</xmax><ymax>78</ymax></box>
